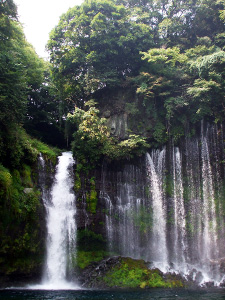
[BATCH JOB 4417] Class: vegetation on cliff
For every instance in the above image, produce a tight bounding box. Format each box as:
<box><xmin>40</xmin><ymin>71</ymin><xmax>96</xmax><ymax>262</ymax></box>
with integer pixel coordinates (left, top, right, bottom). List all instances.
<box><xmin>0</xmin><ymin>130</ymin><xmax>59</xmax><ymax>277</ymax></box>
<box><xmin>46</xmin><ymin>0</ymin><xmax>225</xmax><ymax>164</ymax></box>
<box><xmin>76</xmin><ymin>229</ymin><xmax>108</xmax><ymax>269</ymax></box>
<box><xmin>1</xmin><ymin>0</ymin><xmax>225</xmax><ymax>166</ymax></box>
<box><xmin>0</xmin><ymin>1</ymin><xmax>61</xmax><ymax>277</ymax></box>
<box><xmin>0</xmin><ymin>0</ymin><xmax>225</xmax><ymax>283</ymax></box>
<box><xmin>67</xmin><ymin>100</ymin><xmax>149</xmax><ymax>165</ymax></box>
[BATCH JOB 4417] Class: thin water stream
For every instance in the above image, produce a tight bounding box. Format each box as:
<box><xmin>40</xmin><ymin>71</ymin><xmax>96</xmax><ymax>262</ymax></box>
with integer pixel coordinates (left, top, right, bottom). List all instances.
<box><xmin>146</xmin><ymin>150</ymin><xmax>168</xmax><ymax>270</ymax></box>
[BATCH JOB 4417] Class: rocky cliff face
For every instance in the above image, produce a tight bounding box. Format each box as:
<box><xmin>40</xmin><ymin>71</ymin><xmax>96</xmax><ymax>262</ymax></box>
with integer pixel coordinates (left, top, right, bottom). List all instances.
<box><xmin>75</xmin><ymin>121</ymin><xmax>225</xmax><ymax>286</ymax></box>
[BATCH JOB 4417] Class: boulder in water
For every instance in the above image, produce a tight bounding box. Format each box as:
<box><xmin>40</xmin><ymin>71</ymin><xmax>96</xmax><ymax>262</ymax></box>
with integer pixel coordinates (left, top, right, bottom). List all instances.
<box><xmin>78</xmin><ymin>256</ymin><xmax>187</xmax><ymax>289</ymax></box>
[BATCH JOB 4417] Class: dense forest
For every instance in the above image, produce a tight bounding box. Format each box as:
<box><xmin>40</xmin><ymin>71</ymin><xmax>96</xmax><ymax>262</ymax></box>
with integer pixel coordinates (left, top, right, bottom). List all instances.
<box><xmin>48</xmin><ymin>0</ymin><xmax>225</xmax><ymax>166</ymax></box>
<box><xmin>1</xmin><ymin>0</ymin><xmax>225</xmax><ymax>165</ymax></box>
<box><xmin>0</xmin><ymin>0</ymin><xmax>225</xmax><ymax>284</ymax></box>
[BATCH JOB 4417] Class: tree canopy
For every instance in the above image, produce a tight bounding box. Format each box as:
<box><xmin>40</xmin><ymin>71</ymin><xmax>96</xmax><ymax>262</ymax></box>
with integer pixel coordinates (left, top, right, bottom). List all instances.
<box><xmin>0</xmin><ymin>0</ymin><xmax>62</xmax><ymax>167</ymax></box>
<box><xmin>47</xmin><ymin>0</ymin><xmax>153</xmax><ymax>104</ymax></box>
<box><xmin>1</xmin><ymin>0</ymin><xmax>225</xmax><ymax>166</ymax></box>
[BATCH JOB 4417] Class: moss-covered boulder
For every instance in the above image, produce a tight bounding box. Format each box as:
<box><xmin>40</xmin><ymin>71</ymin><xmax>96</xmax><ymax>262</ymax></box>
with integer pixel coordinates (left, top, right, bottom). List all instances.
<box><xmin>78</xmin><ymin>256</ymin><xmax>186</xmax><ymax>289</ymax></box>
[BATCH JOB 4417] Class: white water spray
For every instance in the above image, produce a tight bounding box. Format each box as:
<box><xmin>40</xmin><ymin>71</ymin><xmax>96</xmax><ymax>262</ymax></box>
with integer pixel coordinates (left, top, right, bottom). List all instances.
<box><xmin>93</xmin><ymin>123</ymin><xmax>225</xmax><ymax>286</ymax></box>
<box><xmin>201</xmin><ymin>126</ymin><xmax>218</xmax><ymax>261</ymax></box>
<box><xmin>146</xmin><ymin>150</ymin><xmax>168</xmax><ymax>269</ymax></box>
<box><xmin>172</xmin><ymin>147</ymin><xmax>186</xmax><ymax>268</ymax></box>
<box><xmin>31</xmin><ymin>152</ymin><xmax>78</xmax><ymax>290</ymax></box>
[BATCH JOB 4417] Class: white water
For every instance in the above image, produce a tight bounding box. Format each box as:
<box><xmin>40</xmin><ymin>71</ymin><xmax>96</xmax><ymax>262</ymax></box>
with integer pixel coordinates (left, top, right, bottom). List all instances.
<box><xmin>146</xmin><ymin>150</ymin><xmax>168</xmax><ymax>270</ymax></box>
<box><xmin>172</xmin><ymin>147</ymin><xmax>187</xmax><ymax>269</ymax></box>
<box><xmin>201</xmin><ymin>126</ymin><xmax>218</xmax><ymax>261</ymax></box>
<box><xmin>100</xmin><ymin>163</ymin><xmax>147</xmax><ymax>259</ymax></box>
<box><xmin>101</xmin><ymin>123</ymin><xmax>225</xmax><ymax>285</ymax></box>
<box><xmin>31</xmin><ymin>152</ymin><xmax>78</xmax><ymax>290</ymax></box>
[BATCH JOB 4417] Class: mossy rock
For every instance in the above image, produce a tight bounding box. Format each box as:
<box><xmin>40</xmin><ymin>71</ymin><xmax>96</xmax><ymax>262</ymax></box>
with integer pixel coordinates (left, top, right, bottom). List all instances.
<box><xmin>78</xmin><ymin>256</ymin><xmax>186</xmax><ymax>289</ymax></box>
<box><xmin>103</xmin><ymin>257</ymin><xmax>184</xmax><ymax>288</ymax></box>
<box><xmin>76</xmin><ymin>250</ymin><xmax>108</xmax><ymax>269</ymax></box>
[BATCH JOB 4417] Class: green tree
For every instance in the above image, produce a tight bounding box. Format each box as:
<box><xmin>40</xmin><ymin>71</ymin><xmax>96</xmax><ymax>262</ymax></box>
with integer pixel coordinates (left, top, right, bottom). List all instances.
<box><xmin>67</xmin><ymin>101</ymin><xmax>149</xmax><ymax>166</ymax></box>
<box><xmin>186</xmin><ymin>46</ymin><xmax>225</xmax><ymax>121</ymax></box>
<box><xmin>116</xmin><ymin>0</ymin><xmax>224</xmax><ymax>48</ymax></box>
<box><xmin>47</xmin><ymin>0</ymin><xmax>153</xmax><ymax>106</ymax></box>
<box><xmin>0</xmin><ymin>0</ymin><xmax>57</xmax><ymax>166</ymax></box>
<box><xmin>135</xmin><ymin>47</ymin><xmax>189</xmax><ymax>139</ymax></box>
<box><xmin>0</xmin><ymin>21</ymin><xmax>27</xmax><ymax>125</ymax></box>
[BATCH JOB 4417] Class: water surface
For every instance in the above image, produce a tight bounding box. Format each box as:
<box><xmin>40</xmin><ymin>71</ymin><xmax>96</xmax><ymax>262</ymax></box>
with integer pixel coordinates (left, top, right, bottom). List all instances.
<box><xmin>1</xmin><ymin>288</ymin><xmax>225</xmax><ymax>300</ymax></box>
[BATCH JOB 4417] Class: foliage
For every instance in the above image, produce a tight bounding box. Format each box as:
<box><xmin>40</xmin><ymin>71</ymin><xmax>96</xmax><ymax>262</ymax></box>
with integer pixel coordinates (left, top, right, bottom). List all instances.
<box><xmin>134</xmin><ymin>40</ymin><xmax>225</xmax><ymax>140</ymax></box>
<box><xmin>68</xmin><ymin>102</ymin><xmax>149</xmax><ymax>166</ymax></box>
<box><xmin>141</xmin><ymin>47</ymin><xmax>187</xmax><ymax>67</ymax></box>
<box><xmin>68</xmin><ymin>101</ymin><xmax>109</xmax><ymax>164</ymax></box>
<box><xmin>29</xmin><ymin>138</ymin><xmax>60</xmax><ymax>163</ymax></box>
<box><xmin>0</xmin><ymin>124</ymin><xmax>59</xmax><ymax>275</ymax></box>
<box><xmin>0</xmin><ymin>162</ymin><xmax>43</xmax><ymax>275</ymax></box>
<box><xmin>186</xmin><ymin>47</ymin><xmax>225</xmax><ymax>122</ymax></box>
<box><xmin>116</xmin><ymin>0</ymin><xmax>223</xmax><ymax>49</ymax></box>
<box><xmin>0</xmin><ymin>20</ymin><xmax>27</xmax><ymax>126</ymax></box>
<box><xmin>129</xmin><ymin>205</ymin><xmax>153</xmax><ymax>234</ymax></box>
<box><xmin>47</xmin><ymin>0</ymin><xmax>153</xmax><ymax>103</ymax></box>
<box><xmin>76</xmin><ymin>229</ymin><xmax>107</xmax><ymax>262</ymax></box>
<box><xmin>0</xmin><ymin>0</ymin><xmax>61</xmax><ymax>168</ymax></box>
<box><xmin>0</xmin><ymin>164</ymin><xmax>12</xmax><ymax>200</ymax></box>
<box><xmin>134</xmin><ymin>47</ymin><xmax>188</xmax><ymax>141</ymax></box>
<box><xmin>24</xmin><ymin>62</ymin><xmax>67</xmax><ymax>148</ymax></box>
<box><xmin>0</xmin><ymin>14</ymin><xmax>45</xmax><ymax>127</ymax></box>
<box><xmin>74</xmin><ymin>172</ymin><xmax>82</xmax><ymax>192</ymax></box>
<box><xmin>86</xmin><ymin>177</ymin><xmax>98</xmax><ymax>214</ymax></box>
<box><xmin>76</xmin><ymin>250</ymin><xmax>107</xmax><ymax>269</ymax></box>
<box><xmin>217</xmin><ymin>0</ymin><xmax>225</xmax><ymax>22</ymax></box>
<box><xmin>103</xmin><ymin>257</ymin><xmax>184</xmax><ymax>288</ymax></box>
<box><xmin>0</xmin><ymin>0</ymin><xmax>225</xmax><ymax>281</ymax></box>
<box><xmin>44</xmin><ymin>0</ymin><xmax>225</xmax><ymax>149</ymax></box>
<box><xmin>0</xmin><ymin>0</ymin><xmax>65</xmax><ymax>158</ymax></box>
<box><xmin>0</xmin><ymin>126</ymin><xmax>60</xmax><ymax>169</ymax></box>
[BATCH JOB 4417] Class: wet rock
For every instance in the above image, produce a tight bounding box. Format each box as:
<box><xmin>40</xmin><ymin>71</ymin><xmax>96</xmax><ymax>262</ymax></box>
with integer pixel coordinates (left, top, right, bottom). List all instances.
<box><xmin>107</xmin><ymin>113</ymin><xmax>128</xmax><ymax>139</ymax></box>
<box><xmin>219</xmin><ymin>276</ymin><xmax>225</xmax><ymax>287</ymax></box>
<box><xmin>78</xmin><ymin>256</ymin><xmax>122</xmax><ymax>288</ymax></box>
<box><xmin>204</xmin><ymin>281</ymin><xmax>215</xmax><ymax>288</ymax></box>
<box><xmin>219</xmin><ymin>258</ymin><xmax>225</xmax><ymax>273</ymax></box>
<box><xmin>77</xmin><ymin>256</ymin><xmax>188</xmax><ymax>289</ymax></box>
<box><xmin>102</xmin><ymin>110</ymin><xmax>111</xmax><ymax>118</ymax></box>
<box><xmin>23</xmin><ymin>188</ymin><xmax>33</xmax><ymax>194</ymax></box>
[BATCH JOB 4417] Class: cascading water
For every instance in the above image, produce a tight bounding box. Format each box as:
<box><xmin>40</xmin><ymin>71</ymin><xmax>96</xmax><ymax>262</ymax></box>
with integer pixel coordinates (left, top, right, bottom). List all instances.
<box><xmin>100</xmin><ymin>162</ymin><xmax>148</xmax><ymax>259</ymax></box>
<box><xmin>34</xmin><ymin>124</ymin><xmax>225</xmax><ymax>287</ymax></box>
<box><xmin>171</xmin><ymin>146</ymin><xmax>187</xmax><ymax>269</ymax></box>
<box><xmin>32</xmin><ymin>151</ymin><xmax>78</xmax><ymax>290</ymax></box>
<box><xmin>101</xmin><ymin>122</ymin><xmax>225</xmax><ymax>285</ymax></box>
<box><xmin>146</xmin><ymin>149</ymin><xmax>168</xmax><ymax>271</ymax></box>
<box><xmin>200</xmin><ymin>125</ymin><xmax>218</xmax><ymax>276</ymax></box>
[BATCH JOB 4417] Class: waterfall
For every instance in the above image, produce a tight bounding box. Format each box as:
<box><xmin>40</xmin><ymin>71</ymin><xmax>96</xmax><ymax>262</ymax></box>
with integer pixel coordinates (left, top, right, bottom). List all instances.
<box><xmin>37</xmin><ymin>153</ymin><xmax>50</xmax><ymax>206</ymax></box>
<box><xmin>101</xmin><ymin>122</ymin><xmax>225</xmax><ymax>285</ymax></box>
<box><xmin>201</xmin><ymin>125</ymin><xmax>218</xmax><ymax>261</ymax></box>
<box><xmin>172</xmin><ymin>146</ymin><xmax>187</xmax><ymax>269</ymax></box>
<box><xmin>32</xmin><ymin>151</ymin><xmax>78</xmax><ymax>290</ymax></box>
<box><xmin>184</xmin><ymin>135</ymin><xmax>202</xmax><ymax>265</ymax></box>
<box><xmin>100</xmin><ymin>162</ymin><xmax>148</xmax><ymax>259</ymax></box>
<box><xmin>146</xmin><ymin>150</ymin><xmax>168</xmax><ymax>270</ymax></box>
